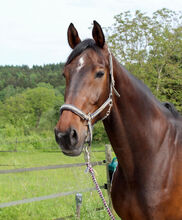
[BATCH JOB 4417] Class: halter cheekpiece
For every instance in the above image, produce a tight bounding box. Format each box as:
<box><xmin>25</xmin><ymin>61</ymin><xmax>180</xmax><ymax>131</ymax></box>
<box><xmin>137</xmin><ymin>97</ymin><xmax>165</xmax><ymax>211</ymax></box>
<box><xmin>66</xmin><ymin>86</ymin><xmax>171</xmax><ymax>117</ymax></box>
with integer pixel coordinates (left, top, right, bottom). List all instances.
<box><xmin>60</xmin><ymin>49</ymin><xmax>120</xmax><ymax>147</ymax></box>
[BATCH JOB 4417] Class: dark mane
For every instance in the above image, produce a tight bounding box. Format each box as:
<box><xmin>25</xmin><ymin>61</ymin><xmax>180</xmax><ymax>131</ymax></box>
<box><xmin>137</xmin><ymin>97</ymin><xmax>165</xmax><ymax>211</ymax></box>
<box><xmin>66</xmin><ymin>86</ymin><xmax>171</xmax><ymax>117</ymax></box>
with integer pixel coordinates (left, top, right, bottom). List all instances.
<box><xmin>66</xmin><ymin>39</ymin><xmax>101</xmax><ymax>65</ymax></box>
<box><xmin>162</xmin><ymin>102</ymin><xmax>180</xmax><ymax>118</ymax></box>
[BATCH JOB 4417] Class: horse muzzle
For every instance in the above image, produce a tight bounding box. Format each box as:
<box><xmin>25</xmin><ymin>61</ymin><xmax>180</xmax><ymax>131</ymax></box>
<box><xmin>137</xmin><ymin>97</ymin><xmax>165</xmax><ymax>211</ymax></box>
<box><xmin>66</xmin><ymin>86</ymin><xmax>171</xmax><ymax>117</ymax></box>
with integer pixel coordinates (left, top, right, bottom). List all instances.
<box><xmin>54</xmin><ymin>127</ymin><xmax>86</xmax><ymax>156</ymax></box>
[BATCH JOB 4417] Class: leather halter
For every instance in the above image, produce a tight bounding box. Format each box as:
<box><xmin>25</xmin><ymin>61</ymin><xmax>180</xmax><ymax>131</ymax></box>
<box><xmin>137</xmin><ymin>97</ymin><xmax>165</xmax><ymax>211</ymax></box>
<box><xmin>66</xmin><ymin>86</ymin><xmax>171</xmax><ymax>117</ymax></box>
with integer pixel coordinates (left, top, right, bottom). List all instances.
<box><xmin>60</xmin><ymin>49</ymin><xmax>120</xmax><ymax>146</ymax></box>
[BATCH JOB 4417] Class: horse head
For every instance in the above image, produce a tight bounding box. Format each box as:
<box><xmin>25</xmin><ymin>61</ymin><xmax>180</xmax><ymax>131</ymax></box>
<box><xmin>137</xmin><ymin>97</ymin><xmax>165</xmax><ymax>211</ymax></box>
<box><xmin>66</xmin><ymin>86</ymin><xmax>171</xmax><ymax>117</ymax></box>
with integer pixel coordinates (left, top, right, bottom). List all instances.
<box><xmin>55</xmin><ymin>21</ymin><xmax>112</xmax><ymax>156</ymax></box>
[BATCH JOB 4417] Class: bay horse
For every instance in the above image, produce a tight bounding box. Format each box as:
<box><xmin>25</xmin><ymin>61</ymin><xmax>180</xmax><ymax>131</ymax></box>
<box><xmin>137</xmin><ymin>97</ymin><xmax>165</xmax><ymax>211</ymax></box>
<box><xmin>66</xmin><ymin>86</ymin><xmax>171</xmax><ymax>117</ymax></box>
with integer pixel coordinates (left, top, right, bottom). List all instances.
<box><xmin>55</xmin><ymin>21</ymin><xmax>182</xmax><ymax>219</ymax></box>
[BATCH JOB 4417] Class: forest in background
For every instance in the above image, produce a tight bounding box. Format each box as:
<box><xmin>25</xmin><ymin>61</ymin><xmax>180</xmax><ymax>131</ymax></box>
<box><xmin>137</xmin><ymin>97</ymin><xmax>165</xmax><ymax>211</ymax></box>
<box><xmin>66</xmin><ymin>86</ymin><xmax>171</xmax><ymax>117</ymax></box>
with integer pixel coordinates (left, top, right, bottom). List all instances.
<box><xmin>0</xmin><ymin>8</ymin><xmax>181</xmax><ymax>148</ymax></box>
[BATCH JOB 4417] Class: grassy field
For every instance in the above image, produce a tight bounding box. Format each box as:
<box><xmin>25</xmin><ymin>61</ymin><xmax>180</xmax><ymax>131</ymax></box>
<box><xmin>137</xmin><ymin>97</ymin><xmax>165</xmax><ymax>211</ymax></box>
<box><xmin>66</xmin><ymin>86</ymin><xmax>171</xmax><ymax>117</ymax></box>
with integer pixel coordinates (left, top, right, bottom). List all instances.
<box><xmin>0</xmin><ymin>145</ymin><xmax>119</xmax><ymax>220</ymax></box>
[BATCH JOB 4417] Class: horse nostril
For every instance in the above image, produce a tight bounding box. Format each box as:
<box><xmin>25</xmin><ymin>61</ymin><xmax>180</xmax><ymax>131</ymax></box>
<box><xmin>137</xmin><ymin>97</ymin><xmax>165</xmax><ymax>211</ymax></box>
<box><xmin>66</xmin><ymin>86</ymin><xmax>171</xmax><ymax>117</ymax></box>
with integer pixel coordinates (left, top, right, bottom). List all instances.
<box><xmin>54</xmin><ymin>127</ymin><xmax>78</xmax><ymax>147</ymax></box>
<box><xmin>70</xmin><ymin>128</ymin><xmax>78</xmax><ymax>146</ymax></box>
<box><xmin>54</xmin><ymin>128</ymin><xmax>61</xmax><ymax>143</ymax></box>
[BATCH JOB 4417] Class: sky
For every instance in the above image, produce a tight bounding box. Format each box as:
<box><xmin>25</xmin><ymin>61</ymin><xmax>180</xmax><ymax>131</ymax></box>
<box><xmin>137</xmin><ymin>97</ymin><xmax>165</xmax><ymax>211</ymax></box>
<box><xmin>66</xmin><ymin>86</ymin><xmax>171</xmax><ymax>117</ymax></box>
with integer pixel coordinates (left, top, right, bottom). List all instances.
<box><xmin>0</xmin><ymin>0</ymin><xmax>182</xmax><ymax>67</ymax></box>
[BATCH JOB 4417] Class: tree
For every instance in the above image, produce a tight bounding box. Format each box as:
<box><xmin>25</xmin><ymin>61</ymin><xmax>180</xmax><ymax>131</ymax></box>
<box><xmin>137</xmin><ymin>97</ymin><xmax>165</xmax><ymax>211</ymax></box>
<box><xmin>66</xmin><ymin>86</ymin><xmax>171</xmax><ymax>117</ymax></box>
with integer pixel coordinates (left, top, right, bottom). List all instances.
<box><xmin>108</xmin><ymin>10</ymin><xmax>151</xmax><ymax>65</ymax></box>
<box><xmin>107</xmin><ymin>8</ymin><xmax>182</xmax><ymax>113</ymax></box>
<box><xmin>24</xmin><ymin>87</ymin><xmax>59</xmax><ymax>128</ymax></box>
<box><xmin>0</xmin><ymin>87</ymin><xmax>61</xmax><ymax>129</ymax></box>
<box><xmin>0</xmin><ymin>85</ymin><xmax>24</xmax><ymax>101</ymax></box>
<box><xmin>0</xmin><ymin>63</ymin><xmax>65</xmax><ymax>95</ymax></box>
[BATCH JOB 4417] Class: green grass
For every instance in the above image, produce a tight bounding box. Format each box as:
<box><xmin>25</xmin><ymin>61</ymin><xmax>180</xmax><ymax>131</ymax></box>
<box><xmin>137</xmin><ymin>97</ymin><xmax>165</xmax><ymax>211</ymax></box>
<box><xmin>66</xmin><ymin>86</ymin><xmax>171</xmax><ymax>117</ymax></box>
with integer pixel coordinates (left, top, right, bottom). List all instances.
<box><xmin>0</xmin><ymin>148</ymin><xmax>119</xmax><ymax>220</ymax></box>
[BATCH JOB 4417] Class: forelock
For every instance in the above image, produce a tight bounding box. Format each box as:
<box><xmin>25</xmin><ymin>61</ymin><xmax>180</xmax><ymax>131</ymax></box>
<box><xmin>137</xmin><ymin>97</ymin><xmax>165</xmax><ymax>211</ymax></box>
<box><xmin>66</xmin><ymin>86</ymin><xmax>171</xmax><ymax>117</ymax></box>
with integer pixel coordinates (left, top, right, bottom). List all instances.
<box><xmin>66</xmin><ymin>39</ymin><xmax>101</xmax><ymax>65</ymax></box>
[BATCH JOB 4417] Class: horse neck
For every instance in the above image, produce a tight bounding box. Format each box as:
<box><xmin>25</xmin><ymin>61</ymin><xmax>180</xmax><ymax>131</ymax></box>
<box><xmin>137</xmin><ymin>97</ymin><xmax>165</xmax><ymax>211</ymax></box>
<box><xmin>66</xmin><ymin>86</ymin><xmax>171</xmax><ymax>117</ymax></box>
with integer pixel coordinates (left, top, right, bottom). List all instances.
<box><xmin>103</xmin><ymin>56</ymin><xmax>168</xmax><ymax>180</ymax></box>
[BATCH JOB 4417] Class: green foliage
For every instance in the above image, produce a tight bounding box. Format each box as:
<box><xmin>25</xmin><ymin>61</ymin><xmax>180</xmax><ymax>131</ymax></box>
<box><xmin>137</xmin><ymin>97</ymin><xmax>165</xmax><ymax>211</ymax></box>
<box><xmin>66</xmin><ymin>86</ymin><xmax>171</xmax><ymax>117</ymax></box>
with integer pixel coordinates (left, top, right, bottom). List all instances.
<box><xmin>0</xmin><ymin>63</ymin><xmax>64</xmax><ymax>101</ymax></box>
<box><xmin>107</xmin><ymin>8</ymin><xmax>182</xmax><ymax>113</ymax></box>
<box><xmin>0</xmin><ymin>129</ymin><xmax>58</xmax><ymax>151</ymax></box>
<box><xmin>0</xmin><ymin>85</ymin><xmax>24</xmax><ymax>101</ymax></box>
<box><xmin>0</xmin><ymin>124</ymin><xmax>24</xmax><ymax>138</ymax></box>
<box><xmin>93</xmin><ymin>122</ymin><xmax>109</xmax><ymax>144</ymax></box>
<box><xmin>0</xmin><ymin>63</ymin><xmax>65</xmax><ymax>136</ymax></box>
<box><xmin>0</xmin><ymin>87</ymin><xmax>63</xmax><ymax>130</ymax></box>
<box><xmin>108</xmin><ymin>10</ymin><xmax>151</xmax><ymax>65</ymax></box>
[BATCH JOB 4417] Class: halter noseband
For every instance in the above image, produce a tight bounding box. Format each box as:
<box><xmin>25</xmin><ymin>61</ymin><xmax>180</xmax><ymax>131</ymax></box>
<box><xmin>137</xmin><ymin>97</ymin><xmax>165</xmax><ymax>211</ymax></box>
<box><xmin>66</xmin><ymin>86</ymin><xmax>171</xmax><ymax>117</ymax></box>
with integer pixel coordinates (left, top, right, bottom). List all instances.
<box><xmin>60</xmin><ymin>49</ymin><xmax>120</xmax><ymax>146</ymax></box>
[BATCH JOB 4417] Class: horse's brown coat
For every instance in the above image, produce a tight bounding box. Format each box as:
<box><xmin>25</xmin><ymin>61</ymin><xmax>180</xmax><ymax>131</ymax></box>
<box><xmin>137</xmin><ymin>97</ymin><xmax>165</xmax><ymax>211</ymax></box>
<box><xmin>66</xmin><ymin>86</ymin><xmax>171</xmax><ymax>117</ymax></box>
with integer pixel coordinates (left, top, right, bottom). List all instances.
<box><xmin>55</xmin><ymin>21</ymin><xmax>182</xmax><ymax>219</ymax></box>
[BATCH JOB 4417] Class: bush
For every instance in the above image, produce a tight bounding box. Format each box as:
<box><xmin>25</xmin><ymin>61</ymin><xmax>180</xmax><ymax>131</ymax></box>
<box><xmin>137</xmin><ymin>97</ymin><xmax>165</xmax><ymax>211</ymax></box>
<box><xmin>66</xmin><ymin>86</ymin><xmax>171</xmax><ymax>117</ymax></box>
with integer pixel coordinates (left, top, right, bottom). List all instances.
<box><xmin>93</xmin><ymin>122</ymin><xmax>109</xmax><ymax>144</ymax></box>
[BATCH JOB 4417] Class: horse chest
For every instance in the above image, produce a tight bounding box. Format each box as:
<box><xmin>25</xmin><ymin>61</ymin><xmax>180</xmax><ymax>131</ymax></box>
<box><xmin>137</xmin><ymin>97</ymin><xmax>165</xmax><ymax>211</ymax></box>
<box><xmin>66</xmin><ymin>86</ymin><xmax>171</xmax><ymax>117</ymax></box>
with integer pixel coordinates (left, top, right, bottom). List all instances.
<box><xmin>111</xmin><ymin>168</ymin><xmax>182</xmax><ymax>220</ymax></box>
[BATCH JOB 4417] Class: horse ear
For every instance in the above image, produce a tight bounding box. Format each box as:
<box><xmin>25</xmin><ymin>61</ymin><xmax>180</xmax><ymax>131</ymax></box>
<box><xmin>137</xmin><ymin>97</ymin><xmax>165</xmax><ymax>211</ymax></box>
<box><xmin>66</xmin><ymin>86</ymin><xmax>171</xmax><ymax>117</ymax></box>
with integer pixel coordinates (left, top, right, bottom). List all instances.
<box><xmin>67</xmin><ymin>23</ymin><xmax>81</xmax><ymax>49</ymax></box>
<box><xmin>92</xmin><ymin>20</ymin><xmax>105</xmax><ymax>48</ymax></box>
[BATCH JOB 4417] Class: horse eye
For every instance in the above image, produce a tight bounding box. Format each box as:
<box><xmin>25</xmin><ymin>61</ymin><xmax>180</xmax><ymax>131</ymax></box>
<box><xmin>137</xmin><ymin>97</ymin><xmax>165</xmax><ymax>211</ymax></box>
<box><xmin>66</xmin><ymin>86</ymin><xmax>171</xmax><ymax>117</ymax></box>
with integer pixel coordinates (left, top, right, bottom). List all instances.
<box><xmin>95</xmin><ymin>71</ymin><xmax>105</xmax><ymax>78</ymax></box>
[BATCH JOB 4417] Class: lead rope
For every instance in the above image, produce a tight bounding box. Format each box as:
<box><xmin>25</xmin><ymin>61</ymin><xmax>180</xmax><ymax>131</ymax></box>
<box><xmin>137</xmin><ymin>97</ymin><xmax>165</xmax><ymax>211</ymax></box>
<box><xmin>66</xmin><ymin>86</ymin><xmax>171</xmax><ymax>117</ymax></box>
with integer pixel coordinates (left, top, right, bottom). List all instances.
<box><xmin>84</xmin><ymin>146</ymin><xmax>115</xmax><ymax>220</ymax></box>
<box><xmin>83</xmin><ymin>51</ymin><xmax>116</xmax><ymax>219</ymax></box>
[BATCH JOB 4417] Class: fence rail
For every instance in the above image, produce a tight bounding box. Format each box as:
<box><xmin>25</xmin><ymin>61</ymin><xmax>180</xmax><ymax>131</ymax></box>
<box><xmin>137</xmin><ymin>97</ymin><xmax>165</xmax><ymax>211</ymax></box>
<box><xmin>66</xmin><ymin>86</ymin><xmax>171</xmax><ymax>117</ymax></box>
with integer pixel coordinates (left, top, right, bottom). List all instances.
<box><xmin>0</xmin><ymin>186</ymin><xmax>104</xmax><ymax>208</ymax></box>
<box><xmin>0</xmin><ymin>149</ymin><xmax>106</xmax><ymax>153</ymax></box>
<box><xmin>0</xmin><ymin>161</ymin><xmax>104</xmax><ymax>174</ymax></box>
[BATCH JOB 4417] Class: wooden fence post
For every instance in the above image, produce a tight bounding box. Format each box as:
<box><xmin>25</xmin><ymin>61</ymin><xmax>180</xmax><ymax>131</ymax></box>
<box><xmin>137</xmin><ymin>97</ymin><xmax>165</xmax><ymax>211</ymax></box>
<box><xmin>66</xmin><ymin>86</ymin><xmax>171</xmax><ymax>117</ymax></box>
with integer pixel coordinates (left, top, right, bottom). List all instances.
<box><xmin>105</xmin><ymin>144</ymin><xmax>114</xmax><ymax>213</ymax></box>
